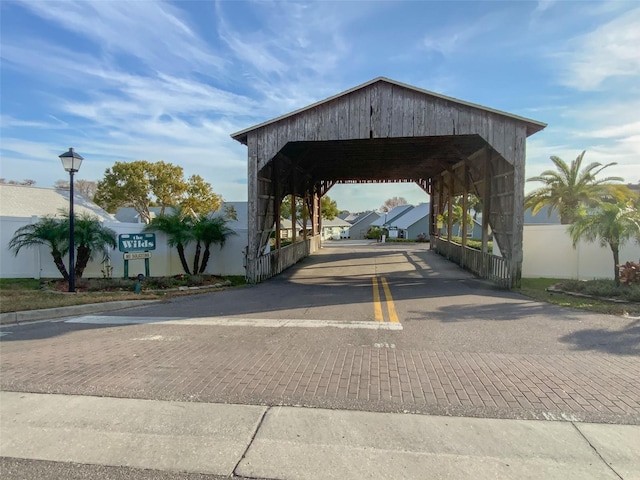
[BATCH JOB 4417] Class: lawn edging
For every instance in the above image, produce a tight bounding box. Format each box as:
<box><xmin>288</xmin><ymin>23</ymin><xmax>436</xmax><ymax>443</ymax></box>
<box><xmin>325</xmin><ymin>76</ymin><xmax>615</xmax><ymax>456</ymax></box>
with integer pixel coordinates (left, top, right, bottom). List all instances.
<box><xmin>0</xmin><ymin>300</ymin><xmax>160</xmax><ymax>325</ymax></box>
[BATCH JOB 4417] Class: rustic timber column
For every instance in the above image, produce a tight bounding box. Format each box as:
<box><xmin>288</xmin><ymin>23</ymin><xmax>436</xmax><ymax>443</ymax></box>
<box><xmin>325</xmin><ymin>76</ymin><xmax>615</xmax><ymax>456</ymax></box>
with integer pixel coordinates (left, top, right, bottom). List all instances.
<box><xmin>510</xmin><ymin>127</ymin><xmax>527</xmax><ymax>288</ymax></box>
<box><xmin>429</xmin><ymin>182</ymin><xmax>436</xmax><ymax>247</ymax></box>
<box><xmin>246</xmin><ymin>134</ymin><xmax>259</xmax><ymax>282</ymax></box>
<box><xmin>481</xmin><ymin>151</ymin><xmax>492</xmax><ymax>278</ymax></box>
<box><xmin>291</xmin><ymin>193</ymin><xmax>296</xmax><ymax>243</ymax></box>
<box><xmin>311</xmin><ymin>187</ymin><xmax>319</xmax><ymax>236</ymax></box>
<box><xmin>447</xmin><ymin>173</ymin><xmax>454</xmax><ymax>243</ymax></box>
<box><xmin>482</xmin><ymin>151</ymin><xmax>492</xmax><ymax>255</ymax></box>
<box><xmin>274</xmin><ymin>165</ymin><xmax>281</xmax><ymax>250</ymax></box>
<box><xmin>461</xmin><ymin>164</ymin><xmax>470</xmax><ymax>266</ymax></box>
<box><xmin>302</xmin><ymin>187</ymin><xmax>308</xmax><ymax>241</ymax></box>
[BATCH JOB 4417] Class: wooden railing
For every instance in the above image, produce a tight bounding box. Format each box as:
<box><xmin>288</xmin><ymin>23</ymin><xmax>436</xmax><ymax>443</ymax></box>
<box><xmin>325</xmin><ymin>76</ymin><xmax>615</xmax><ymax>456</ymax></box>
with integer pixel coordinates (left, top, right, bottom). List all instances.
<box><xmin>432</xmin><ymin>237</ymin><xmax>512</xmax><ymax>288</ymax></box>
<box><xmin>249</xmin><ymin>235</ymin><xmax>321</xmax><ymax>283</ymax></box>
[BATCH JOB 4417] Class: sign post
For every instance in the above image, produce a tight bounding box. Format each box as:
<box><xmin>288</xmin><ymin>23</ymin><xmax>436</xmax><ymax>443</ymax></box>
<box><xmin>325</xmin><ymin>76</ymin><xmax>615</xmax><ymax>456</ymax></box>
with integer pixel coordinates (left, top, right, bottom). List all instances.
<box><xmin>119</xmin><ymin>233</ymin><xmax>156</xmax><ymax>278</ymax></box>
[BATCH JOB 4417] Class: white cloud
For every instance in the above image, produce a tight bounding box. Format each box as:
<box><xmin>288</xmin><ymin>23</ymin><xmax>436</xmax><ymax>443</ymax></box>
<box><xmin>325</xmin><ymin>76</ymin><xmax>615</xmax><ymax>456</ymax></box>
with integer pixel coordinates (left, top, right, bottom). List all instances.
<box><xmin>422</xmin><ymin>12</ymin><xmax>505</xmax><ymax>56</ymax></box>
<box><xmin>13</xmin><ymin>0</ymin><xmax>224</xmax><ymax>73</ymax></box>
<box><xmin>559</xmin><ymin>7</ymin><xmax>640</xmax><ymax>90</ymax></box>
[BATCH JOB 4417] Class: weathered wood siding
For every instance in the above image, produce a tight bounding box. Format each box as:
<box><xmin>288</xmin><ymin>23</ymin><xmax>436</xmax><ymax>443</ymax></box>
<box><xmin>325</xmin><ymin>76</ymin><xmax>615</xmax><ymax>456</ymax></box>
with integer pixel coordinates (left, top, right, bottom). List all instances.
<box><xmin>252</xmin><ymin>82</ymin><xmax>527</xmax><ymax>171</ymax></box>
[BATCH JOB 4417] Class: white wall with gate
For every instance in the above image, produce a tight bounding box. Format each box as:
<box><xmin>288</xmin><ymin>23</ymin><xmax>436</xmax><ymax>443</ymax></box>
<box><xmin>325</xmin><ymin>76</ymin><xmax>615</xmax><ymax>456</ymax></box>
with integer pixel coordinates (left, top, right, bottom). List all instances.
<box><xmin>0</xmin><ymin>216</ymin><xmax>247</xmax><ymax>279</ymax></box>
<box><xmin>522</xmin><ymin>224</ymin><xmax>640</xmax><ymax>280</ymax></box>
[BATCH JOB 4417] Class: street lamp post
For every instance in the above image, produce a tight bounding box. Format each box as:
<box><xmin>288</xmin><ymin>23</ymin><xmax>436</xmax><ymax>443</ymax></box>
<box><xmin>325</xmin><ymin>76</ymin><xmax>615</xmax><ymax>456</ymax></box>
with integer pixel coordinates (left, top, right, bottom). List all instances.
<box><xmin>58</xmin><ymin>148</ymin><xmax>84</xmax><ymax>292</ymax></box>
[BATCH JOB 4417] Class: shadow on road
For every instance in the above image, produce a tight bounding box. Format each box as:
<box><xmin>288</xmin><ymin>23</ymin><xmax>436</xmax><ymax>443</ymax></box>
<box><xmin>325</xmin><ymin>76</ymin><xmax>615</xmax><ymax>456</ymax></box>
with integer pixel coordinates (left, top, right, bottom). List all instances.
<box><xmin>559</xmin><ymin>319</ymin><xmax>640</xmax><ymax>355</ymax></box>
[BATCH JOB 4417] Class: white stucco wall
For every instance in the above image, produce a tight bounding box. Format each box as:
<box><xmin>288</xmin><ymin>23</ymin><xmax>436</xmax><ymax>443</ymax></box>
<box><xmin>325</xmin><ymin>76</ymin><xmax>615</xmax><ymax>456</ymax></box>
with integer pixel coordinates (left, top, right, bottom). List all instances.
<box><xmin>522</xmin><ymin>224</ymin><xmax>640</xmax><ymax>280</ymax></box>
<box><xmin>1</xmin><ymin>217</ymin><xmax>247</xmax><ymax>279</ymax></box>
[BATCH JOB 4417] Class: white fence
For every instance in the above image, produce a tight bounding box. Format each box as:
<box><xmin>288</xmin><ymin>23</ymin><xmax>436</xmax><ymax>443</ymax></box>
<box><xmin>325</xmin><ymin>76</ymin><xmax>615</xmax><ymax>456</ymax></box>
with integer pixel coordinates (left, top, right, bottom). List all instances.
<box><xmin>0</xmin><ymin>216</ymin><xmax>247</xmax><ymax>279</ymax></box>
<box><xmin>522</xmin><ymin>224</ymin><xmax>640</xmax><ymax>280</ymax></box>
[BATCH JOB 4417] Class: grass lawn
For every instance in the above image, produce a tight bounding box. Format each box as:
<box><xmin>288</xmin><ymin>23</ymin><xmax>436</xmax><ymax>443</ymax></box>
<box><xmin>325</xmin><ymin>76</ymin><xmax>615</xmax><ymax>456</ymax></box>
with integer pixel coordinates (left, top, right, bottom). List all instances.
<box><xmin>517</xmin><ymin>278</ymin><xmax>640</xmax><ymax>317</ymax></box>
<box><xmin>0</xmin><ymin>276</ymin><xmax>246</xmax><ymax>314</ymax></box>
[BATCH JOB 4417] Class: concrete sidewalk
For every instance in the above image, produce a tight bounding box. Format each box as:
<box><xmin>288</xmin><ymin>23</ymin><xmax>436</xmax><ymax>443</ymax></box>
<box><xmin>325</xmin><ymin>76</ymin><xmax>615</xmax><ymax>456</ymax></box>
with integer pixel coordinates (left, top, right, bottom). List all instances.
<box><xmin>1</xmin><ymin>392</ymin><xmax>638</xmax><ymax>480</ymax></box>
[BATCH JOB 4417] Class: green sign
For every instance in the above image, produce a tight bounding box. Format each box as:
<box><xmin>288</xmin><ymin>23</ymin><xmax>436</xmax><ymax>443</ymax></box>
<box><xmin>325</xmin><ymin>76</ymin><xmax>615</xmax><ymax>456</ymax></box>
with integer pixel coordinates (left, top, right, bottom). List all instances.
<box><xmin>118</xmin><ymin>233</ymin><xmax>156</xmax><ymax>252</ymax></box>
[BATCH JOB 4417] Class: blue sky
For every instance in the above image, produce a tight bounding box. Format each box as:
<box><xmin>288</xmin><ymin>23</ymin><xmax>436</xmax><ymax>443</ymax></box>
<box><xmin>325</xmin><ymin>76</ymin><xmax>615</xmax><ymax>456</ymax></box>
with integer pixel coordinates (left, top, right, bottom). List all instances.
<box><xmin>1</xmin><ymin>0</ymin><xmax>638</xmax><ymax>212</ymax></box>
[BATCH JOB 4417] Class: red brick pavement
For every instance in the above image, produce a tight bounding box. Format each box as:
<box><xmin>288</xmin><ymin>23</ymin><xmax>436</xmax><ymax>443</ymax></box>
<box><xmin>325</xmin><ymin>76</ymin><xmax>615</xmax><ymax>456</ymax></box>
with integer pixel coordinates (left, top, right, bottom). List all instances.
<box><xmin>1</xmin><ymin>323</ymin><xmax>638</xmax><ymax>424</ymax></box>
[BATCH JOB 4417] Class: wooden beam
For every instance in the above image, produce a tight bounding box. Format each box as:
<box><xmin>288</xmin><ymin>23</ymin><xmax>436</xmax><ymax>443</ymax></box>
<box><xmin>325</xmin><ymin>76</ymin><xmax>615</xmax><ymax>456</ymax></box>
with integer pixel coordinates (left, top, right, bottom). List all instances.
<box><xmin>447</xmin><ymin>173</ymin><xmax>454</xmax><ymax>242</ymax></box>
<box><xmin>482</xmin><ymin>151</ymin><xmax>492</xmax><ymax>255</ymax></box>
<box><xmin>461</xmin><ymin>164</ymin><xmax>469</xmax><ymax>253</ymax></box>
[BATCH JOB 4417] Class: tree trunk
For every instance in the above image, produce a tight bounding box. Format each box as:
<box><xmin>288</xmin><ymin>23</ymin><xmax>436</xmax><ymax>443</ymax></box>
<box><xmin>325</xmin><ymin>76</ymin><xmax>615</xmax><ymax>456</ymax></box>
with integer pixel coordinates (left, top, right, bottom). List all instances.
<box><xmin>177</xmin><ymin>243</ymin><xmax>191</xmax><ymax>274</ymax></box>
<box><xmin>193</xmin><ymin>241</ymin><xmax>202</xmax><ymax>275</ymax></box>
<box><xmin>199</xmin><ymin>245</ymin><xmax>211</xmax><ymax>274</ymax></box>
<box><xmin>51</xmin><ymin>249</ymin><xmax>69</xmax><ymax>281</ymax></box>
<box><xmin>75</xmin><ymin>245</ymin><xmax>91</xmax><ymax>279</ymax></box>
<box><xmin>611</xmin><ymin>244</ymin><xmax>620</xmax><ymax>286</ymax></box>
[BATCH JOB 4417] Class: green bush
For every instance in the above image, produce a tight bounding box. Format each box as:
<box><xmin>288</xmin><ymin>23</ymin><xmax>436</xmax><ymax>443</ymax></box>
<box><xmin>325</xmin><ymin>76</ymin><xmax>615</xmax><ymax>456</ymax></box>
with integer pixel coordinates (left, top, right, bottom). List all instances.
<box><xmin>558</xmin><ymin>279</ymin><xmax>640</xmax><ymax>302</ymax></box>
<box><xmin>448</xmin><ymin>236</ymin><xmax>492</xmax><ymax>254</ymax></box>
<box><xmin>365</xmin><ymin>227</ymin><xmax>384</xmax><ymax>239</ymax></box>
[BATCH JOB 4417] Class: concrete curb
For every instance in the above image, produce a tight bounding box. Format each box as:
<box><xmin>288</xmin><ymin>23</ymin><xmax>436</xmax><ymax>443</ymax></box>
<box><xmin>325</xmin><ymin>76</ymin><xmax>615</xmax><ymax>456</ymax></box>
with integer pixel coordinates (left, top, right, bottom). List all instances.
<box><xmin>0</xmin><ymin>300</ymin><xmax>160</xmax><ymax>326</ymax></box>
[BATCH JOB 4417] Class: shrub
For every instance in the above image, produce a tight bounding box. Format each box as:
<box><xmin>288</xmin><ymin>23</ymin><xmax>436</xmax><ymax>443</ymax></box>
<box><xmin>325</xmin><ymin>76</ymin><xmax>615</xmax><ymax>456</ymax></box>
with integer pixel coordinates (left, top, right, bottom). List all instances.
<box><xmin>557</xmin><ymin>278</ymin><xmax>640</xmax><ymax>302</ymax></box>
<box><xmin>619</xmin><ymin>261</ymin><xmax>640</xmax><ymax>286</ymax></box>
<box><xmin>366</xmin><ymin>227</ymin><xmax>386</xmax><ymax>240</ymax></box>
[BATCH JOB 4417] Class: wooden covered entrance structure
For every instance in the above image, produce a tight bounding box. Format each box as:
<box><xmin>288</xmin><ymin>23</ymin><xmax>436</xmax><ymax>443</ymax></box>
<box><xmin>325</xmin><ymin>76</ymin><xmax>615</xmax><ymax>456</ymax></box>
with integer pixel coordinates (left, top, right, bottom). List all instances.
<box><xmin>231</xmin><ymin>78</ymin><xmax>545</xmax><ymax>287</ymax></box>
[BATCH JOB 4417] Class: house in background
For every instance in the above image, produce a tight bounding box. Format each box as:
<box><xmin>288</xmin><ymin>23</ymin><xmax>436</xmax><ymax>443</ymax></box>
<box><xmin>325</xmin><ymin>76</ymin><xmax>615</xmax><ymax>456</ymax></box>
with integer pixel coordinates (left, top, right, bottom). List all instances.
<box><xmin>346</xmin><ymin>211</ymin><xmax>381</xmax><ymax>239</ymax></box>
<box><xmin>321</xmin><ymin>217</ymin><xmax>351</xmax><ymax>240</ymax></box>
<box><xmin>370</xmin><ymin>204</ymin><xmax>414</xmax><ymax>229</ymax></box>
<box><xmin>280</xmin><ymin>216</ymin><xmax>351</xmax><ymax>240</ymax></box>
<box><xmin>443</xmin><ymin>214</ymin><xmax>483</xmax><ymax>239</ymax></box>
<box><xmin>524</xmin><ymin>206</ymin><xmax>561</xmax><ymax>224</ymax></box>
<box><xmin>391</xmin><ymin>203</ymin><xmax>431</xmax><ymax>240</ymax></box>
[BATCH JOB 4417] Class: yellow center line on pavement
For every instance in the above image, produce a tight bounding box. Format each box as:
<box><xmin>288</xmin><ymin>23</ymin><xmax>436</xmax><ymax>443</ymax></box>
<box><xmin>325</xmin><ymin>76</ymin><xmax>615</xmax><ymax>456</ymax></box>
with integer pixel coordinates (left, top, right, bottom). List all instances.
<box><xmin>380</xmin><ymin>277</ymin><xmax>400</xmax><ymax>324</ymax></box>
<box><xmin>372</xmin><ymin>276</ymin><xmax>400</xmax><ymax>323</ymax></box>
<box><xmin>372</xmin><ymin>276</ymin><xmax>384</xmax><ymax>322</ymax></box>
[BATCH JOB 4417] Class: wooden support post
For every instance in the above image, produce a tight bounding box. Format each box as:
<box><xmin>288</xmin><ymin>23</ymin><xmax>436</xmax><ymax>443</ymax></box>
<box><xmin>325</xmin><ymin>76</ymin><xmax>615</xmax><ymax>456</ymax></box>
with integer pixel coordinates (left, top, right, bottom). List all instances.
<box><xmin>482</xmin><ymin>152</ymin><xmax>492</xmax><ymax>254</ymax></box>
<box><xmin>510</xmin><ymin>127</ymin><xmax>527</xmax><ymax>288</ymax></box>
<box><xmin>461</xmin><ymin>164</ymin><xmax>470</xmax><ymax>267</ymax></box>
<box><xmin>274</xmin><ymin>160</ymin><xmax>281</xmax><ymax>250</ymax></box>
<box><xmin>247</xmin><ymin>134</ymin><xmax>259</xmax><ymax>283</ymax></box>
<box><xmin>302</xmin><ymin>187</ymin><xmax>308</xmax><ymax>241</ymax></box>
<box><xmin>447</xmin><ymin>173</ymin><xmax>454</xmax><ymax>243</ymax></box>
<box><xmin>482</xmin><ymin>151</ymin><xmax>492</xmax><ymax>278</ymax></box>
<box><xmin>429</xmin><ymin>182</ymin><xmax>435</xmax><ymax>244</ymax></box>
<box><xmin>291</xmin><ymin>192</ymin><xmax>296</xmax><ymax>243</ymax></box>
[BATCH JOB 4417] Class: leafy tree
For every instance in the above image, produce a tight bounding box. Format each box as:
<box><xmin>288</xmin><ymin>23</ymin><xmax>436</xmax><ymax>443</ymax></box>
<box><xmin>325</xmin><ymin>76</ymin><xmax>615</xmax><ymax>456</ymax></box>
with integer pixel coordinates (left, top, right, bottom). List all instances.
<box><xmin>148</xmin><ymin>161</ymin><xmax>188</xmax><ymax>215</ymax></box>
<box><xmin>9</xmin><ymin>216</ymin><xmax>69</xmax><ymax>280</ymax></box>
<box><xmin>568</xmin><ymin>200</ymin><xmax>640</xmax><ymax>285</ymax></box>
<box><xmin>95</xmin><ymin>161</ymin><xmax>155</xmax><ymax>223</ymax></box>
<box><xmin>180</xmin><ymin>175</ymin><xmax>223</xmax><ymax>216</ymax></box>
<box><xmin>95</xmin><ymin>161</ymin><xmax>222</xmax><ymax>223</ymax></box>
<box><xmin>144</xmin><ymin>208</ymin><xmax>194</xmax><ymax>274</ymax></box>
<box><xmin>381</xmin><ymin>196</ymin><xmax>407</xmax><ymax>213</ymax></box>
<box><xmin>525</xmin><ymin>151</ymin><xmax>626</xmax><ymax>224</ymax></box>
<box><xmin>280</xmin><ymin>195</ymin><xmax>339</xmax><ymax>222</ymax></box>
<box><xmin>65</xmin><ymin>213</ymin><xmax>117</xmax><ymax>279</ymax></box>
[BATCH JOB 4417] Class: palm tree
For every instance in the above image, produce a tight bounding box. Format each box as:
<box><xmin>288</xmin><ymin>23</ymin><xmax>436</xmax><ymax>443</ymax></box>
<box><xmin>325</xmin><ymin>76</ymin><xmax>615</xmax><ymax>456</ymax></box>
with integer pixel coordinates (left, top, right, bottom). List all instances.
<box><xmin>144</xmin><ymin>209</ymin><xmax>194</xmax><ymax>274</ymax></box>
<box><xmin>525</xmin><ymin>151</ymin><xmax>626</xmax><ymax>224</ymax></box>
<box><xmin>65</xmin><ymin>213</ymin><xmax>117</xmax><ymax>279</ymax></box>
<box><xmin>8</xmin><ymin>216</ymin><xmax>69</xmax><ymax>280</ymax></box>
<box><xmin>193</xmin><ymin>215</ymin><xmax>237</xmax><ymax>273</ymax></box>
<box><xmin>568</xmin><ymin>200</ymin><xmax>640</xmax><ymax>285</ymax></box>
<box><xmin>443</xmin><ymin>199</ymin><xmax>474</xmax><ymax>237</ymax></box>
